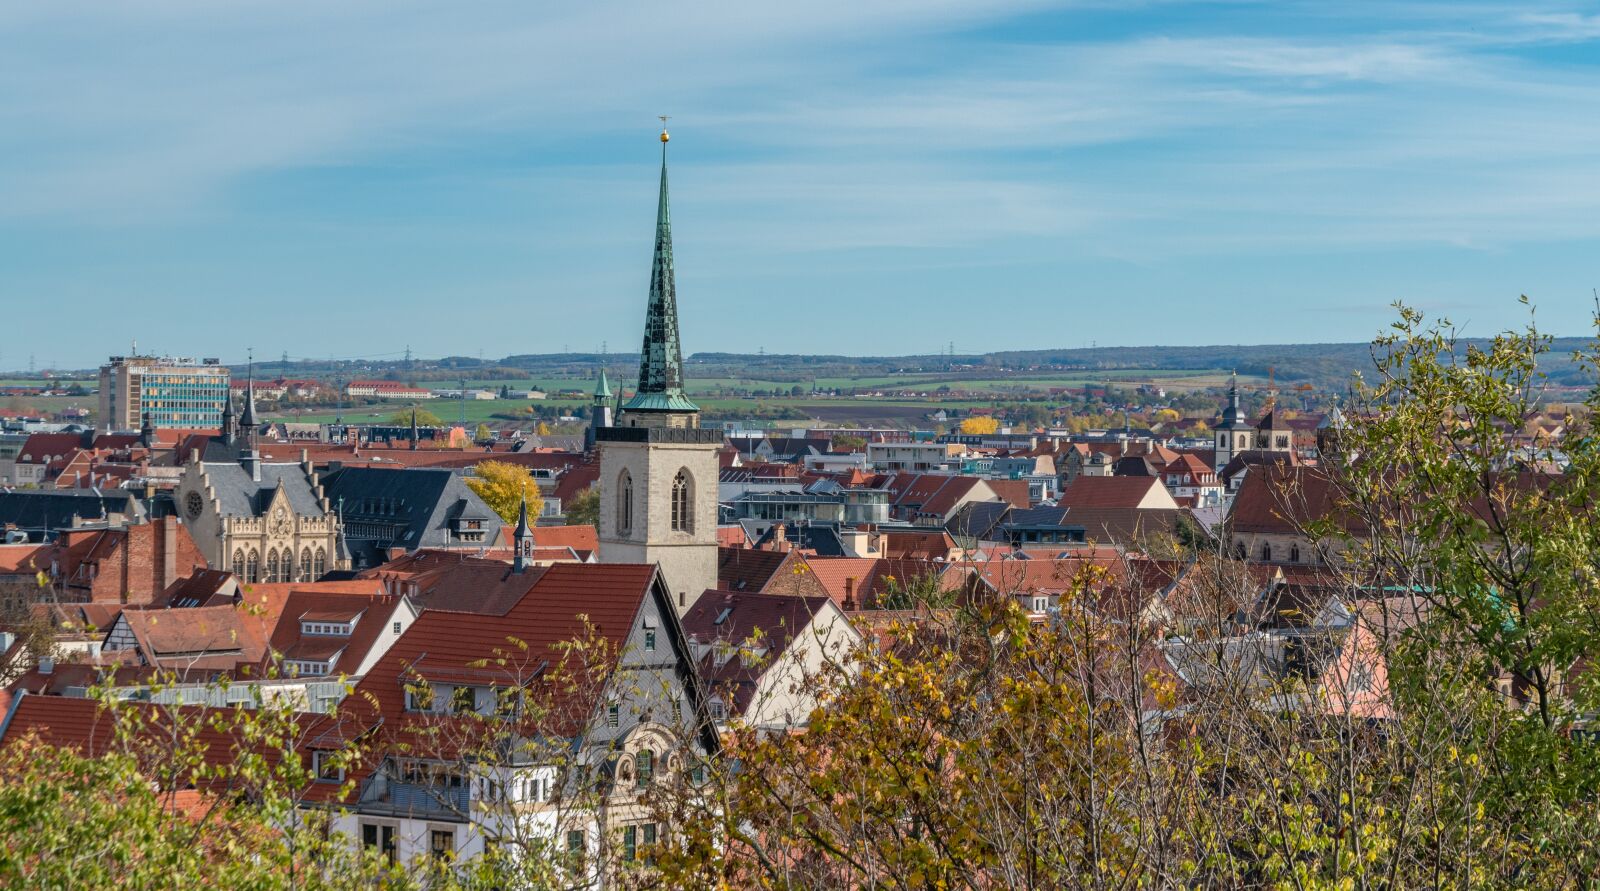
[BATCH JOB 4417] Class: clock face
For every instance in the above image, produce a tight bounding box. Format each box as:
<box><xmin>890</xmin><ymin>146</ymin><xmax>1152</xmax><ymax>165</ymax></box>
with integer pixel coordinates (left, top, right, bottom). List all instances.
<box><xmin>185</xmin><ymin>491</ymin><xmax>204</xmax><ymax>519</ymax></box>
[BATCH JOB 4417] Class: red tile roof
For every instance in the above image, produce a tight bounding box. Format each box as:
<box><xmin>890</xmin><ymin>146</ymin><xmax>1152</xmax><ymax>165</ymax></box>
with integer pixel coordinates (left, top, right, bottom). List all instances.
<box><xmin>801</xmin><ymin>557</ymin><xmax>959</xmax><ymax>610</ymax></box>
<box><xmin>717</xmin><ymin>547</ymin><xmax>794</xmax><ymax>593</ymax></box>
<box><xmin>113</xmin><ymin>604</ymin><xmax>272</xmax><ymax>670</ymax></box>
<box><xmin>680</xmin><ymin>591</ymin><xmax>836</xmax><ymax>714</ymax></box>
<box><xmin>362</xmin><ymin>551</ymin><xmax>548</xmax><ymax>615</ymax></box>
<box><xmin>269</xmin><ymin>590</ymin><xmax>408</xmax><ymax>677</ymax></box>
<box><xmin>1059</xmin><ymin>476</ymin><xmax>1167</xmax><ymax>509</ymax></box>
<box><xmin>880</xmin><ymin>529</ymin><xmax>957</xmax><ymax>560</ymax></box>
<box><xmin>348</xmin><ymin>563</ymin><xmax>660</xmax><ymax>738</ymax></box>
<box><xmin>986</xmin><ymin>479</ymin><xmax>1032</xmax><ymax>509</ymax></box>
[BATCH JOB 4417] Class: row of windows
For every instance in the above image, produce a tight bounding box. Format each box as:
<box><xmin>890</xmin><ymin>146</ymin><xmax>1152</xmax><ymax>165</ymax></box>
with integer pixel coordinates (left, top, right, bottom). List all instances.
<box><xmin>231</xmin><ymin>547</ymin><xmax>326</xmax><ymax>583</ymax></box>
<box><xmin>1237</xmin><ymin>540</ymin><xmax>1315</xmax><ymax>563</ymax></box>
<box><xmin>359</xmin><ymin>823</ymin><xmax>455</xmax><ymax>863</ymax></box>
<box><xmin>301</xmin><ymin>622</ymin><xmax>351</xmax><ymax>636</ymax></box>
<box><xmin>614</xmin><ymin>468</ymin><xmax>697</xmax><ymax>536</ymax></box>
<box><xmin>288</xmin><ymin>660</ymin><xmax>331</xmax><ymax>677</ymax></box>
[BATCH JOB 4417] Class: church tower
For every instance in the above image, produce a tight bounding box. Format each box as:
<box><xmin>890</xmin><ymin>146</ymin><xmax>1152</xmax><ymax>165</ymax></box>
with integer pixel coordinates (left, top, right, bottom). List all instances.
<box><xmin>1213</xmin><ymin>373</ymin><xmax>1254</xmax><ymax>472</ymax></box>
<box><xmin>239</xmin><ymin>360</ymin><xmax>262</xmax><ymax>482</ymax></box>
<box><xmin>584</xmin><ymin>367</ymin><xmax>615</xmax><ymax>452</ymax></box>
<box><xmin>597</xmin><ymin>122</ymin><xmax>721</xmax><ymax>614</ymax></box>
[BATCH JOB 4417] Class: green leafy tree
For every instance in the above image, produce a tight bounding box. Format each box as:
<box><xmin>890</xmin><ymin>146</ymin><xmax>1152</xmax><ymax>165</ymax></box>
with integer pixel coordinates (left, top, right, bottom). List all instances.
<box><xmin>564</xmin><ymin>486</ymin><xmax>599</xmax><ymax>528</ymax></box>
<box><xmin>388</xmin><ymin>407</ymin><xmax>443</xmax><ymax>426</ymax></box>
<box><xmin>465</xmin><ymin>459</ymin><xmax>544</xmax><ymax>523</ymax></box>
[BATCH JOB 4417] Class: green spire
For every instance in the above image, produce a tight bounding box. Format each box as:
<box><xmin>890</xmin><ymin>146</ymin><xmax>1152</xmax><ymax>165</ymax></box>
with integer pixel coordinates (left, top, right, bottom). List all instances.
<box><xmin>624</xmin><ymin>127</ymin><xmax>700</xmax><ymax>414</ymax></box>
<box><xmin>594</xmin><ymin>366</ymin><xmax>613</xmax><ymax>400</ymax></box>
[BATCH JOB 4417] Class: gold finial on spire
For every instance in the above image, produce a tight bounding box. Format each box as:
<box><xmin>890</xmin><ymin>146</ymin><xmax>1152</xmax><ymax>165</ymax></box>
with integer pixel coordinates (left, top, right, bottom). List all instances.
<box><xmin>658</xmin><ymin>114</ymin><xmax>670</xmax><ymax>143</ymax></box>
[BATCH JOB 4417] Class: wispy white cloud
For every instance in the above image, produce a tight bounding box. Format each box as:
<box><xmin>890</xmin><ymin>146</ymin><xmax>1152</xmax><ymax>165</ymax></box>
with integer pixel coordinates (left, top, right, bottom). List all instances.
<box><xmin>2</xmin><ymin>0</ymin><xmax>1599</xmax><ymax>362</ymax></box>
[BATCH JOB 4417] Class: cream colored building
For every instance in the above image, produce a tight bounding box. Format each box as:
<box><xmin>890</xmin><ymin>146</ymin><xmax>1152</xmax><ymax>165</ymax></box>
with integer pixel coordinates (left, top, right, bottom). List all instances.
<box><xmin>176</xmin><ymin>451</ymin><xmax>346</xmax><ymax>582</ymax></box>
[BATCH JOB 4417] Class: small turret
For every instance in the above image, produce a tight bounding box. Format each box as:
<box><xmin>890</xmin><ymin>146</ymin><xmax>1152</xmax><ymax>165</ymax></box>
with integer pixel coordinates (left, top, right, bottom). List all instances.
<box><xmin>586</xmin><ymin>367</ymin><xmax>616</xmax><ymax>452</ymax></box>
<box><xmin>239</xmin><ymin>359</ymin><xmax>261</xmax><ymax>480</ymax></box>
<box><xmin>139</xmin><ymin>411</ymin><xmax>155</xmax><ymax>448</ymax></box>
<box><xmin>220</xmin><ymin>390</ymin><xmax>237</xmax><ymax>445</ymax></box>
<box><xmin>512</xmin><ymin>491</ymin><xmax>534</xmax><ymax>573</ymax></box>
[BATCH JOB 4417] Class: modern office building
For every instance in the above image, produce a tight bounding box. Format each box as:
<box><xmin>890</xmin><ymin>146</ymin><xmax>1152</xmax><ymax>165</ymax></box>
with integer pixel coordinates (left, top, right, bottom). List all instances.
<box><xmin>97</xmin><ymin>355</ymin><xmax>231</xmax><ymax>431</ymax></box>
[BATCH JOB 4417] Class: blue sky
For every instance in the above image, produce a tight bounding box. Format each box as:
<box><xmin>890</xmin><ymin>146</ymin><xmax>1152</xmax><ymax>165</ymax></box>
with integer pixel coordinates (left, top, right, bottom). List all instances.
<box><xmin>2</xmin><ymin>1</ymin><xmax>1598</xmax><ymax>370</ymax></box>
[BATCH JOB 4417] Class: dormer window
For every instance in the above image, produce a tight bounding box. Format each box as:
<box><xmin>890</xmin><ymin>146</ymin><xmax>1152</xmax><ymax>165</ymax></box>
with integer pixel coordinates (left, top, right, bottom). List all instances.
<box><xmin>302</xmin><ymin>621</ymin><xmax>353</xmax><ymax>636</ymax></box>
<box><xmin>287</xmin><ymin>659</ymin><xmax>333</xmax><ymax>677</ymax></box>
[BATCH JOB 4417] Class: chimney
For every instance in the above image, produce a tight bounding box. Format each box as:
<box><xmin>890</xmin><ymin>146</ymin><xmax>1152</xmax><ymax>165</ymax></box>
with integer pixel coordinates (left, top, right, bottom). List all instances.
<box><xmin>161</xmin><ymin>516</ymin><xmax>178</xmax><ymax>590</ymax></box>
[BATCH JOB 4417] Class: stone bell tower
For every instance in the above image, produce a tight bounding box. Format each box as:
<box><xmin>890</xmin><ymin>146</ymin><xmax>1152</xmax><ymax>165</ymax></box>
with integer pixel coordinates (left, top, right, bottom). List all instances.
<box><xmin>597</xmin><ymin>121</ymin><xmax>720</xmax><ymax>614</ymax></box>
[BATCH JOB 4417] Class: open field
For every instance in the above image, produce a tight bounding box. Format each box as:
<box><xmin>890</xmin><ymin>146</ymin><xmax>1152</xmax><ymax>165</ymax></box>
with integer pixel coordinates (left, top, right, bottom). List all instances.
<box><xmin>431</xmin><ymin>368</ymin><xmax>1264</xmax><ymax>395</ymax></box>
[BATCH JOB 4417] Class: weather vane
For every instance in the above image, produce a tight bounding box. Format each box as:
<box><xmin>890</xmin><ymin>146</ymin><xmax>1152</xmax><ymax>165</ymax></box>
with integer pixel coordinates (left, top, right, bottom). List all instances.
<box><xmin>659</xmin><ymin>115</ymin><xmax>670</xmax><ymax>143</ymax></box>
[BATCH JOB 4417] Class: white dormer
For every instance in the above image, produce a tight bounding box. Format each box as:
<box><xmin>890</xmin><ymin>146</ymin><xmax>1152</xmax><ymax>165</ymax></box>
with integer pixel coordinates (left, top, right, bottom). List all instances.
<box><xmin>300</xmin><ymin>608</ymin><xmax>364</xmax><ymax>637</ymax></box>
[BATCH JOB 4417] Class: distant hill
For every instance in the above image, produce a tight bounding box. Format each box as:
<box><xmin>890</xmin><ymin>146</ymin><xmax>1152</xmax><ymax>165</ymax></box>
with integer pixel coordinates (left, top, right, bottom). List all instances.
<box><xmin>497</xmin><ymin>338</ymin><xmax>1592</xmax><ymax>391</ymax></box>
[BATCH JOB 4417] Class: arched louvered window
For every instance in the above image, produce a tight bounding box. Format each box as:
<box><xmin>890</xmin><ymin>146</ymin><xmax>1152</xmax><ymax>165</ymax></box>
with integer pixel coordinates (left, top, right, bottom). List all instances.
<box><xmin>671</xmin><ymin>470</ymin><xmax>692</xmax><ymax>533</ymax></box>
<box><xmin>300</xmin><ymin>548</ymin><xmax>314</xmax><ymax>581</ymax></box>
<box><xmin>244</xmin><ymin>550</ymin><xmax>260</xmax><ymax>584</ymax></box>
<box><xmin>617</xmin><ymin>471</ymin><xmax>633</xmax><ymax>536</ymax></box>
<box><xmin>313</xmin><ymin>548</ymin><xmax>327</xmax><ymax>579</ymax></box>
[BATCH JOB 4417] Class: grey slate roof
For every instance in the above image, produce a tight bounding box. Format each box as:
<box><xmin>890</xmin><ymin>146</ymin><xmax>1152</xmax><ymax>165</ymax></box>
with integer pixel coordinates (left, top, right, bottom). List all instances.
<box><xmin>0</xmin><ymin>489</ymin><xmax>146</xmax><ymax>535</ymax></box>
<box><xmin>320</xmin><ymin>467</ymin><xmax>497</xmax><ymax>564</ymax></box>
<box><xmin>945</xmin><ymin>500</ymin><xmax>1012</xmax><ymax>541</ymax></box>
<box><xmin>201</xmin><ymin>463</ymin><xmax>327</xmax><ymax>518</ymax></box>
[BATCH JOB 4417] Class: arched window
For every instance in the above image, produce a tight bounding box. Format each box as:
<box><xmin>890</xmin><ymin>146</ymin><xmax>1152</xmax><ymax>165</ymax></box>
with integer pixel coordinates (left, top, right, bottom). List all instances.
<box><xmin>313</xmin><ymin>548</ymin><xmax>327</xmax><ymax>579</ymax></box>
<box><xmin>266</xmin><ymin>549</ymin><xmax>281</xmax><ymax>583</ymax></box>
<box><xmin>1234</xmin><ymin>542</ymin><xmax>1246</xmax><ymax>560</ymax></box>
<box><xmin>300</xmin><ymin>548</ymin><xmax>314</xmax><ymax>581</ymax></box>
<box><xmin>244</xmin><ymin>550</ymin><xmax>260</xmax><ymax>584</ymax></box>
<box><xmin>232</xmin><ymin>548</ymin><xmax>245</xmax><ymax>576</ymax></box>
<box><xmin>1289</xmin><ymin>543</ymin><xmax>1301</xmax><ymax>563</ymax></box>
<box><xmin>1261</xmin><ymin>542</ymin><xmax>1273</xmax><ymax>562</ymax></box>
<box><xmin>671</xmin><ymin>470</ymin><xmax>692</xmax><ymax>533</ymax></box>
<box><xmin>617</xmin><ymin>471</ymin><xmax>633</xmax><ymax>536</ymax></box>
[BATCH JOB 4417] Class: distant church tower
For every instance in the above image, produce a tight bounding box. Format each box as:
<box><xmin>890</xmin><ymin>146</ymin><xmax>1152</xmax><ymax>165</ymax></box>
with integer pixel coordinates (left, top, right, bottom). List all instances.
<box><xmin>1213</xmin><ymin>373</ymin><xmax>1254</xmax><ymax>471</ymax></box>
<box><xmin>584</xmin><ymin>367</ymin><xmax>614</xmax><ymax>452</ymax></box>
<box><xmin>597</xmin><ymin>122</ymin><xmax>721</xmax><ymax>614</ymax></box>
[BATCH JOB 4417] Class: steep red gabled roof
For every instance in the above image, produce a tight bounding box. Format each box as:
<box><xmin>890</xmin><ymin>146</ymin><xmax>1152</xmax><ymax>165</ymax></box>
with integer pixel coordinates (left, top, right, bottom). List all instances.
<box><xmin>985</xmin><ymin>479</ymin><xmax>1032</xmax><ymax>509</ymax></box>
<box><xmin>1162</xmin><ymin>454</ymin><xmax>1214</xmax><ymax>479</ymax></box>
<box><xmin>680</xmin><ymin>591</ymin><xmax>835</xmax><ymax>714</ymax></box>
<box><xmin>801</xmin><ymin>556</ymin><xmax>960</xmax><ymax>610</ymax></box>
<box><xmin>346</xmin><ymin>563</ymin><xmax>660</xmax><ymax>737</ymax></box>
<box><xmin>364</xmin><ymin>552</ymin><xmax>548</xmax><ymax>616</ymax></box>
<box><xmin>16</xmin><ymin>433</ymin><xmax>85</xmax><ymax>464</ymax></box>
<box><xmin>717</xmin><ymin>547</ymin><xmax>795</xmax><ymax>593</ymax></box>
<box><xmin>0</xmin><ymin>693</ymin><xmax>335</xmax><ymax>792</ymax></box>
<box><xmin>1060</xmin><ymin>475</ymin><xmax>1168</xmax><ymax>509</ymax></box>
<box><xmin>267</xmin><ymin>590</ymin><xmax>407</xmax><ymax>677</ymax></box>
<box><xmin>1228</xmin><ymin>465</ymin><xmax>1358</xmax><ymax>535</ymax></box>
<box><xmin>113</xmin><ymin>605</ymin><xmax>272</xmax><ymax>671</ymax></box>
